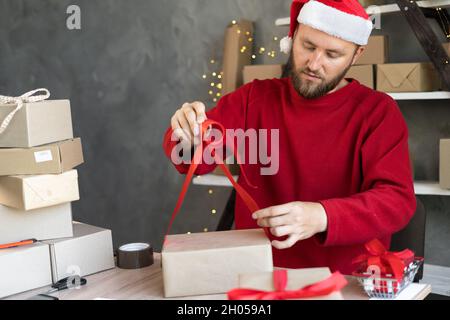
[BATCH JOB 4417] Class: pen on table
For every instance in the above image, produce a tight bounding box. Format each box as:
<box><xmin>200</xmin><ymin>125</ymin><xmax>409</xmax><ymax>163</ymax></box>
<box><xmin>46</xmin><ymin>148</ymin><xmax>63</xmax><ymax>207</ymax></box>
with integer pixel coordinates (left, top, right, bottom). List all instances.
<box><xmin>0</xmin><ymin>239</ymin><xmax>37</xmax><ymax>250</ymax></box>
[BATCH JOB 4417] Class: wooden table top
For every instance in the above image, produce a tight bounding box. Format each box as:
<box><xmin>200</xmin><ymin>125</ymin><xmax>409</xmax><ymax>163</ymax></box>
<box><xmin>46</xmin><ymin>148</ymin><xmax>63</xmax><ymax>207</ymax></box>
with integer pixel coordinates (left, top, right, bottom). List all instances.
<box><xmin>6</xmin><ymin>253</ymin><xmax>431</xmax><ymax>300</ymax></box>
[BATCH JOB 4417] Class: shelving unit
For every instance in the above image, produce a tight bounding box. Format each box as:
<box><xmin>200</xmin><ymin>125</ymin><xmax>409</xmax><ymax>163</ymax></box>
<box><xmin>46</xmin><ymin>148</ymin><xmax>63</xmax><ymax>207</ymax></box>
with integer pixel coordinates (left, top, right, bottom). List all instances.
<box><xmin>275</xmin><ymin>0</ymin><xmax>450</xmax><ymax>26</ymax></box>
<box><xmin>193</xmin><ymin>175</ymin><xmax>450</xmax><ymax>196</ymax></box>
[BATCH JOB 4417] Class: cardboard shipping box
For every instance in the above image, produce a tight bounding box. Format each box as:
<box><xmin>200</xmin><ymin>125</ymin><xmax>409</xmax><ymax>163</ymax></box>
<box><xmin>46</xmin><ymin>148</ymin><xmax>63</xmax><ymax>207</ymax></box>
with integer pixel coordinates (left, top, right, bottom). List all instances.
<box><xmin>377</xmin><ymin>63</ymin><xmax>441</xmax><ymax>92</ymax></box>
<box><xmin>440</xmin><ymin>139</ymin><xmax>450</xmax><ymax>189</ymax></box>
<box><xmin>0</xmin><ymin>169</ymin><xmax>80</xmax><ymax>211</ymax></box>
<box><xmin>0</xmin><ymin>243</ymin><xmax>52</xmax><ymax>298</ymax></box>
<box><xmin>43</xmin><ymin>222</ymin><xmax>115</xmax><ymax>282</ymax></box>
<box><xmin>0</xmin><ymin>99</ymin><xmax>73</xmax><ymax>148</ymax></box>
<box><xmin>221</xmin><ymin>20</ymin><xmax>254</xmax><ymax>96</ymax></box>
<box><xmin>443</xmin><ymin>42</ymin><xmax>450</xmax><ymax>57</ymax></box>
<box><xmin>162</xmin><ymin>229</ymin><xmax>273</xmax><ymax>298</ymax></box>
<box><xmin>238</xmin><ymin>268</ymin><xmax>344</xmax><ymax>300</ymax></box>
<box><xmin>0</xmin><ymin>202</ymin><xmax>73</xmax><ymax>244</ymax></box>
<box><xmin>346</xmin><ymin>64</ymin><xmax>375</xmax><ymax>89</ymax></box>
<box><xmin>356</xmin><ymin>35</ymin><xmax>388</xmax><ymax>65</ymax></box>
<box><xmin>243</xmin><ymin>64</ymin><xmax>283</xmax><ymax>84</ymax></box>
<box><xmin>0</xmin><ymin>138</ymin><xmax>84</xmax><ymax>176</ymax></box>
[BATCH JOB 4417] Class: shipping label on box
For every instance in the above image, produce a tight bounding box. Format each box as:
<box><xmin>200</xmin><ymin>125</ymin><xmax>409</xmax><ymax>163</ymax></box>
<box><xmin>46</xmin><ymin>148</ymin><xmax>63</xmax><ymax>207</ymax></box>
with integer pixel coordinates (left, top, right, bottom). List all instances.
<box><xmin>238</xmin><ymin>268</ymin><xmax>344</xmax><ymax>300</ymax></box>
<box><xmin>0</xmin><ymin>169</ymin><xmax>80</xmax><ymax>211</ymax></box>
<box><xmin>440</xmin><ymin>139</ymin><xmax>450</xmax><ymax>189</ymax></box>
<box><xmin>377</xmin><ymin>63</ymin><xmax>441</xmax><ymax>92</ymax></box>
<box><xmin>0</xmin><ymin>202</ymin><xmax>73</xmax><ymax>244</ymax></box>
<box><xmin>243</xmin><ymin>65</ymin><xmax>283</xmax><ymax>84</ymax></box>
<box><xmin>346</xmin><ymin>65</ymin><xmax>375</xmax><ymax>89</ymax></box>
<box><xmin>0</xmin><ymin>243</ymin><xmax>52</xmax><ymax>298</ymax></box>
<box><xmin>0</xmin><ymin>138</ymin><xmax>84</xmax><ymax>176</ymax></box>
<box><xmin>356</xmin><ymin>35</ymin><xmax>388</xmax><ymax>65</ymax></box>
<box><xmin>43</xmin><ymin>222</ymin><xmax>115</xmax><ymax>282</ymax></box>
<box><xmin>162</xmin><ymin>229</ymin><xmax>273</xmax><ymax>298</ymax></box>
<box><xmin>0</xmin><ymin>99</ymin><xmax>73</xmax><ymax>148</ymax></box>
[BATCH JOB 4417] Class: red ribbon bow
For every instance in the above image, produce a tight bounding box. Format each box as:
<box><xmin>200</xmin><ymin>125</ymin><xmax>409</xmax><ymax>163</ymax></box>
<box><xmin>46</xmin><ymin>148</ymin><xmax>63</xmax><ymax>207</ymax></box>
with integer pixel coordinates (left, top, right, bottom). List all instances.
<box><xmin>164</xmin><ymin>119</ymin><xmax>270</xmax><ymax>244</ymax></box>
<box><xmin>352</xmin><ymin>239</ymin><xmax>415</xmax><ymax>280</ymax></box>
<box><xmin>227</xmin><ymin>270</ymin><xmax>348</xmax><ymax>300</ymax></box>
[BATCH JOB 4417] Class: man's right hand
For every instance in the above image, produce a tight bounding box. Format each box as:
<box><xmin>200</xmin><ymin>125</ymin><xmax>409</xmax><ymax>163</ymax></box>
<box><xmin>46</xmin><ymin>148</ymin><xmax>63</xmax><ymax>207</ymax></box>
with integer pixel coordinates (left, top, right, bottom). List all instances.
<box><xmin>171</xmin><ymin>101</ymin><xmax>208</xmax><ymax>147</ymax></box>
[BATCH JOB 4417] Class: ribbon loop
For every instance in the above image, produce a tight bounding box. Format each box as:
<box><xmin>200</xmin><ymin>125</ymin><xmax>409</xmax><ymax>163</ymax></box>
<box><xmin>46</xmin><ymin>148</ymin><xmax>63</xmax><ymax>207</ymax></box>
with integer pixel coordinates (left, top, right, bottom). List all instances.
<box><xmin>164</xmin><ymin>119</ymin><xmax>270</xmax><ymax>246</ymax></box>
<box><xmin>0</xmin><ymin>88</ymin><xmax>50</xmax><ymax>135</ymax></box>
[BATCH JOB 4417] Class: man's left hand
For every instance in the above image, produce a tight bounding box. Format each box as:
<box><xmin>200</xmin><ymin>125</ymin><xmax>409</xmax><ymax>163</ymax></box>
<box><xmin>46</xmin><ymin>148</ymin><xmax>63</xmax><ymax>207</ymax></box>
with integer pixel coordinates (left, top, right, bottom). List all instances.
<box><xmin>252</xmin><ymin>201</ymin><xmax>328</xmax><ymax>250</ymax></box>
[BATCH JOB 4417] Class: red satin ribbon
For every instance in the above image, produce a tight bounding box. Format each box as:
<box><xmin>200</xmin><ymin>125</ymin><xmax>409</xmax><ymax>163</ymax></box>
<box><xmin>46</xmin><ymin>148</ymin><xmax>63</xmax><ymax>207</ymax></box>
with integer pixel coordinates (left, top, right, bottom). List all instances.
<box><xmin>164</xmin><ymin>119</ymin><xmax>270</xmax><ymax>244</ymax></box>
<box><xmin>352</xmin><ymin>239</ymin><xmax>415</xmax><ymax>279</ymax></box>
<box><xmin>227</xmin><ymin>269</ymin><xmax>348</xmax><ymax>300</ymax></box>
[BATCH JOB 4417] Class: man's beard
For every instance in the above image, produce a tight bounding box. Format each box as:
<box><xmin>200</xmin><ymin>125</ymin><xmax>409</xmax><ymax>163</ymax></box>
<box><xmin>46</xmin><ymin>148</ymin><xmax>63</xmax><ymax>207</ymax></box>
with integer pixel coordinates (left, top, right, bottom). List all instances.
<box><xmin>288</xmin><ymin>54</ymin><xmax>353</xmax><ymax>99</ymax></box>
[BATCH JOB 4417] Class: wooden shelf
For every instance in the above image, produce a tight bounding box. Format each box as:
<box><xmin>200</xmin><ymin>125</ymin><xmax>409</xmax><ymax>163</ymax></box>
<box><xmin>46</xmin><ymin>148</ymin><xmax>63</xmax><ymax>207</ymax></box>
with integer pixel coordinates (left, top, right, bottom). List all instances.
<box><xmin>275</xmin><ymin>0</ymin><xmax>450</xmax><ymax>26</ymax></box>
<box><xmin>388</xmin><ymin>91</ymin><xmax>450</xmax><ymax>100</ymax></box>
<box><xmin>193</xmin><ymin>175</ymin><xmax>450</xmax><ymax>196</ymax></box>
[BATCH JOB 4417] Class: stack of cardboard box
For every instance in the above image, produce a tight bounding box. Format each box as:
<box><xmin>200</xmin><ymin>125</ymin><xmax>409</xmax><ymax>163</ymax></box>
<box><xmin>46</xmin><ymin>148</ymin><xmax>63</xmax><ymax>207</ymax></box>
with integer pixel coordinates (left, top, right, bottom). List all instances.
<box><xmin>347</xmin><ymin>35</ymin><xmax>442</xmax><ymax>92</ymax></box>
<box><xmin>0</xmin><ymin>97</ymin><xmax>115</xmax><ymax>298</ymax></box>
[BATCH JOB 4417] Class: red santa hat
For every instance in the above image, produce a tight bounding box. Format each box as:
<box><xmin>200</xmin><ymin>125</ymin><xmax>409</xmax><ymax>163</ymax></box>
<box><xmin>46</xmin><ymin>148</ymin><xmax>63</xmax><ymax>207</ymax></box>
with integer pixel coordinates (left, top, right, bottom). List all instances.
<box><xmin>280</xmin><ymin>0</ymin><xmax>373</xmax><ymax>54</ymax></box>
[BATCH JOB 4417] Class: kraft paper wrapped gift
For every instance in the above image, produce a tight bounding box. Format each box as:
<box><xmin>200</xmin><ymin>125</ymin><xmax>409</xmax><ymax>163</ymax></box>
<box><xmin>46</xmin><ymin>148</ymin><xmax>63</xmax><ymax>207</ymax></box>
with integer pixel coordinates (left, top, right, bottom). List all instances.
<box><xmin>440</xmin><ymin>139</ymin><xmax>450</xmax><ymax>189</ymax></box>
<box><xmin>238</xmin><ymin>268</ymin><xmax>344</xmax><ymax>300</ymax></box>
<box><xmin>162</xmin><ymin>229</ymin><xmax>273</xmax><ymax>298</ymax></box>
<box><xmin>0</xmin><ymin>202</ymin><xmax>73</xmax><ymax>244</ymax></box>
<box><xmin>221</xmin><ymin>20</ymin><xmax>254</xmax><ymax>96</ymax></box>
<box><xmin>0</xmin><ymin>243</ymin><xmax>52</xmax><ymax>298</ymax></box>
<box><xmin>355</xmin><ymin>35</ymin><xmax>388</xmax><ymax>65</ymax></box>
<box><xmin>376</xmin><ymin>62</ymin><xmax>441</xmax><ymax>92</ymax></box>
<box><xmin>0</xmin><ymin>99</ymin><xmax>73</xmax><ymax>148</ymax></box>
<box><xmin>0</xmin><ymin>169</ymin><xmax>79</xmax><ymax>211</ymax></box>
<box><xmin>0</xmin><ymin>138</ymin><xmax>84</xmax><ymax>176</ymax></box>
<box><xmin>43</xmin><ymin>222</ymin><xmax>115</xmax><ymax>282</ymax></box>
<box><xmin>346</xmin><ymin>65</ymin><xmax>375</xmax><ymax>89</ymax></box>
<box><xmin>243</xmin><ymin>65</ymin><xmax>283</xmax><ymax>84</ymax></box>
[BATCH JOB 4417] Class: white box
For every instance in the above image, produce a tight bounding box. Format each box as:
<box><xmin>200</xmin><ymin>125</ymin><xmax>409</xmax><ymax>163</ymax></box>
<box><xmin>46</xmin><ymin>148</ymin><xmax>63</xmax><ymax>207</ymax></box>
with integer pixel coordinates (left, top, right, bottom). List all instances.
<box><xmin>0</xmin><ymin>203</ymin><xmax>73</xmax><ymax>244</ymax></box>
<box><xmin>43</xmin><ymin>222</ymin><xmax>115</xmax><ymax>282</ymax></box>
<box><xmin>0</xmin><ymin>243</ymin><xmax>52</xmax><ymax>298</ymax></box>
<box><xmin>0</xmin><ymin>169</ymin><xmax>79</xmax><ymax>210</ymax></box>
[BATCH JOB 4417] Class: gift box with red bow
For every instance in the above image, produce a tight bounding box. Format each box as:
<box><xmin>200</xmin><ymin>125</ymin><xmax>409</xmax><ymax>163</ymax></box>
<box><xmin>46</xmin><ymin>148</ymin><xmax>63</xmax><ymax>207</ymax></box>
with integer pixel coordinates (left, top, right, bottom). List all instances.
<box><xmin>352</xmin><ymin>239</ymin><xmax>424</xmax><ymax>298</ymax></box>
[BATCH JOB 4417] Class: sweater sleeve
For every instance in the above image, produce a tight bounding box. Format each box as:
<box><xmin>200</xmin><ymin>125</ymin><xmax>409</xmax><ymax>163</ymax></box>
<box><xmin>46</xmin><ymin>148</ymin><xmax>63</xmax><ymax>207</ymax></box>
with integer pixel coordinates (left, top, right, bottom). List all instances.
<box><xmin>162</xmin><ymin>82</ymin><xmax>253</xmax><ymax>175</ymax></box>
<box><xmin>317</xmin><ymin>96</ymin><xmax>416</xmax><ymax>247</ymax></box>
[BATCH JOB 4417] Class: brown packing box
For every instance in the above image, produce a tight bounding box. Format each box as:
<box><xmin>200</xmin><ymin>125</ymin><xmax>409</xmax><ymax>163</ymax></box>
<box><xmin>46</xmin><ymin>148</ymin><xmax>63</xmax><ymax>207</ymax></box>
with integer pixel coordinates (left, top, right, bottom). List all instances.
<box><xmin>346</xmin><ymin>65</ymin><xmax>375</xmax><ymax>89</ymax></box>
<box><xmin>238</xmin><ymin>268</ymin><xmax>344</xmax><ymax>300</ymax></box>
<box><xmin>243</xmin><ymin>65</ymin><xmax>283</xmax><ymax>84</ymax></box>
<box><xmin>0</xmin><ymin>169</ymin><xmax>79</xmax><ymax>211</ymax></box>
<box><xmin>0</xmin><ymin>99</ymin><xmax>73</xmax><ymax>148</ymax></box>
<box><xmin>356</xmin><ymin>35</ymin><xmax>388</xmax><ymax>65</ymax></box>
<box><xmin>443</xmin><ymin>42</ymin><xmax>450</xmax><ymax>57</ymax></box>
<box><xmin>162</xmin><ymin>229</ymin><xmax>273</xmax><ymax>298</ymax></box>
<box><xmin>377</xmin><ymin>63</ymin><xmax>441</xmax><ymax>92</ymax></box>
<box><xmin>440</xmin><ymin>139</ymin><xmax>450</xmax><ymax>189</ymax></box>
<box><xmin>221</xmin><ymin>20</ymin><xmax>254</xmax><ymax>96</ymax></box>
<box><xmin>0</xmin><ymin>138</ymin><xmax>83</xmax><ymax>176</ymax></box>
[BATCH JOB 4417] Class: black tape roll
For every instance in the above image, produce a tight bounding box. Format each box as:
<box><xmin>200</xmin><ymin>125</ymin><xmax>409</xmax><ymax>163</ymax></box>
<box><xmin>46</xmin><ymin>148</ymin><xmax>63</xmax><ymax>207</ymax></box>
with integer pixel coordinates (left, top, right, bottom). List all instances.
<box><xmin>117</xmin><ymin>243</ymin><xmax>154</xmax><ymax>269</ymax></box>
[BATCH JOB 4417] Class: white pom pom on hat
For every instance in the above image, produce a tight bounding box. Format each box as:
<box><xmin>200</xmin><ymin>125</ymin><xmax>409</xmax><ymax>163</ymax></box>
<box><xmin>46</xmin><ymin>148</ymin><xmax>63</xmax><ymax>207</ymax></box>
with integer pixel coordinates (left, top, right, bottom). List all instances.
<box><xmin>280</xmin><ymin>0</ymin><xmax>373</xmax><ymax>54</ymax></box>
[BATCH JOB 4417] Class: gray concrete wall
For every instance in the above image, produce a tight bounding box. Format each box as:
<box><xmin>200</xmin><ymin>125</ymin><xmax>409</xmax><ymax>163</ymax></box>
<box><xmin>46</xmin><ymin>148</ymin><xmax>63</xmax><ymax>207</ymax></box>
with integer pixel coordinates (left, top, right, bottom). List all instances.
<box><xmin>0</xmin><ymin>0</ymin><xmax>448</xmax><ymax>266</ymax></box>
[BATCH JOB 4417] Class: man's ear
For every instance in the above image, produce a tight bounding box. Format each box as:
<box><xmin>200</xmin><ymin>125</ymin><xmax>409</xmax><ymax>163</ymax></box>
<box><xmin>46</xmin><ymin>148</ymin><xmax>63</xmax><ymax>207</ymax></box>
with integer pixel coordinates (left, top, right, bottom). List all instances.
<box><xmin>352</xmin><ymin>46</ymin><xmax>366</xmax><ymax>65</ymax></box>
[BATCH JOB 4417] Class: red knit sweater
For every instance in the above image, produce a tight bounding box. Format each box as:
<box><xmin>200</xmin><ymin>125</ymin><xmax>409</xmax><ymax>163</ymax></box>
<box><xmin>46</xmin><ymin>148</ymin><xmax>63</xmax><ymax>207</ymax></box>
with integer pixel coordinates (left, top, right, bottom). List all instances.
<box><xmin>163</xmin><ymin>78</ymin><xmax>416</xmax><ymax>275</ymax></box>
